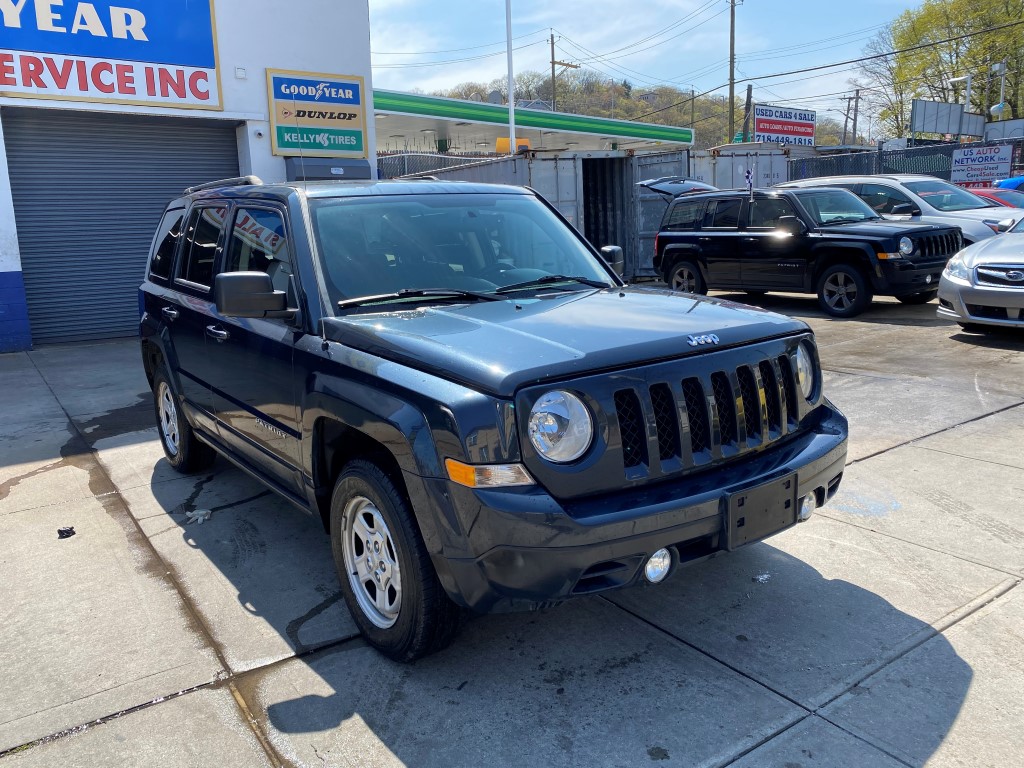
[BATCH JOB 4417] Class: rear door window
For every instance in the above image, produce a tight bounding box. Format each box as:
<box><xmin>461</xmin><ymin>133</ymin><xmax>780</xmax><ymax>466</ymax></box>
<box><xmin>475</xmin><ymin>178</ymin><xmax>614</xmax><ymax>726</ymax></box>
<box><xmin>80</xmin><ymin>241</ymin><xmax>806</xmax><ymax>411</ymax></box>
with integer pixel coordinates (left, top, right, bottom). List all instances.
<box><xmin>177</xmin><ymin>206</ymin><xmax>227</xmax><ymax>289</ymax></box>
<box><xmin>149</xmin><ymin>208</ymin><xmax>185</xmax><ymax>281</ymax></box>
<box><xmin>702</xmin><ymin>198</ymin><xmax>742</xmax><ymax>229</ymax></box>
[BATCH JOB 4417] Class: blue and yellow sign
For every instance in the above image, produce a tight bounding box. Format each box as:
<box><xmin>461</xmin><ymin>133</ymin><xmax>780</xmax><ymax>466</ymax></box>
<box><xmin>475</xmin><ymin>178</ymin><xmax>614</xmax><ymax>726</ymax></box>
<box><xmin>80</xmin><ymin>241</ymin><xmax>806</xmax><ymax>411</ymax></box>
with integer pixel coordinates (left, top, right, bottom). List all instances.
<box><xmin>0</xmin><ymin>0</ymin><xmax>220</xmax><ymax>109</ymax></box>
<box><xmin>267</xmin><ymin>69</ymin><xmax>367</xmax><ymax>158</ymax></box>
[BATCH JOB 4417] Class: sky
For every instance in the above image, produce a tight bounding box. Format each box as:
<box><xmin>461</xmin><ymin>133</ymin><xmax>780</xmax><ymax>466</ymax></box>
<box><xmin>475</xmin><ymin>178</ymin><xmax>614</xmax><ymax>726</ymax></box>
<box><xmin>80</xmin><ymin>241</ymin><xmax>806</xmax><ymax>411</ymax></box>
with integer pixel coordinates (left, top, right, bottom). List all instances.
<box><xmin>370</xmin><ymin>0</ymin><xmax>921</xmax><ymax>136</ymax></box>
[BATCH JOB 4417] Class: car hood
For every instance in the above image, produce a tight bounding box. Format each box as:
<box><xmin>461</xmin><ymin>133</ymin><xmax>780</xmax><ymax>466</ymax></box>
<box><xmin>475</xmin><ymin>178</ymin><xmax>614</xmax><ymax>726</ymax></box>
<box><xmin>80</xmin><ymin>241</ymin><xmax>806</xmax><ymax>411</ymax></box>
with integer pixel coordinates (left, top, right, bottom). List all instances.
<box><xmin>322</xmin><ymin>287</ymin><xmax>807</xmax><ymax>397</ymax></box>
<box><xmin>816</xmin><ymin>220</ymin><xmax>952</xmax><ymax>237</ymax></box>
<box><xmin>920</xmin><ymin>206</ymin><xmax>1024</xmax><ymax>224</ymax></box>
<box><xmin>959</xmin><ymin>233</ymin><xmax>1024</xmax><ymax>268</ymax></box>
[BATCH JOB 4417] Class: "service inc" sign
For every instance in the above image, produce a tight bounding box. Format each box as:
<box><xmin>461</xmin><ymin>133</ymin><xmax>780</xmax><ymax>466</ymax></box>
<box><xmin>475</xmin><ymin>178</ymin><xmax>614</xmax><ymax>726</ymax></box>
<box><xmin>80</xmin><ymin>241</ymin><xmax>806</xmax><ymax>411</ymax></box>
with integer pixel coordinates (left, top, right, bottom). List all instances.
<box><xmin>0</xmin><ymin>0</ymin><xmax>221</xmax><ymax>109</ymax></box>
<box><xmin>753</xmin><ymin>104</ymin><xmax>816</xmax><ymax>146</ymax></box>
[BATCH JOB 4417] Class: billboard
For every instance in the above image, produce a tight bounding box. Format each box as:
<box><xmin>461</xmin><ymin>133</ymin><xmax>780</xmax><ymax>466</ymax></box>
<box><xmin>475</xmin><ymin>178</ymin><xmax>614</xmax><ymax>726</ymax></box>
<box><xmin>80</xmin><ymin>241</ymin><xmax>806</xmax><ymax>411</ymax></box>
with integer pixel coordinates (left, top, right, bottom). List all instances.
<box><xmin>0</xmin><ymin>0</ymin><xmax>220</xmax><ymax>109</ymax></box>
<box><xmin>267</xmin><ymin>70</ymin><xmax>367</xmax><ymax>158</ymax></box>
<box><xmin>951</xmin><ymin>145</ymin><xmax>1013</xmax><ymax>187</ymax></box>
<box><xmin>753</xmin><ymin>105</ymin><xmax>816</xmax><ymax>146</ymax></box>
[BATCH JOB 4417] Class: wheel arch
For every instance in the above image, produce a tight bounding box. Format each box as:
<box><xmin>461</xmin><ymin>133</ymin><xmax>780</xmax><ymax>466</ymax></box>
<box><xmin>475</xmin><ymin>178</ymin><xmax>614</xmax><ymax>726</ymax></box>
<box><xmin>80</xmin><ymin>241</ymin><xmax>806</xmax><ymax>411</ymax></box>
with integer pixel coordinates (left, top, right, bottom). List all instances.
<box><xmin>662</xmin><ymin>245</ymin><xmax>707</xmax><ymax>282</ymax></box>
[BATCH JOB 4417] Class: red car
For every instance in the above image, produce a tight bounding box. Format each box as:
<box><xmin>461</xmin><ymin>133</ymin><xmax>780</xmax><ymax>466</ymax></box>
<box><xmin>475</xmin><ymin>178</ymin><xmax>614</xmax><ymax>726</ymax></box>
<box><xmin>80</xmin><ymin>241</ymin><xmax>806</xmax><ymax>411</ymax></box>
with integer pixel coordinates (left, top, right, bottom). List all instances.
<box><xmin>971</xmin><ymin>187</ymin><xmax>1024</xmax><ymax>207</ymax></box>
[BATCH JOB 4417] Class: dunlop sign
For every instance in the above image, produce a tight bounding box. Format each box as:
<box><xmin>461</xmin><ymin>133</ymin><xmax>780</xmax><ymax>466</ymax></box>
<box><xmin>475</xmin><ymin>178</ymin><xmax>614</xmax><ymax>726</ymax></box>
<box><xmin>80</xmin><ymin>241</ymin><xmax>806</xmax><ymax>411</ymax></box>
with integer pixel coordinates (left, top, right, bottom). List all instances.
<box><xmin>267</xmin><ymin>69</ymin><xmax>366</xmax><ymax>158</ymax></box>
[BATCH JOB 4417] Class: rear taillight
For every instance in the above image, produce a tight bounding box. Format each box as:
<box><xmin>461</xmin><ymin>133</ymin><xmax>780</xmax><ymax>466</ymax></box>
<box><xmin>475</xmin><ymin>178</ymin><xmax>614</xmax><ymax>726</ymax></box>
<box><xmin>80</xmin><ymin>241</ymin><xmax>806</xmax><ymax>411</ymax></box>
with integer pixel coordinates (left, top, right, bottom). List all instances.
<box><xmin>654</xmin><ymin>234</ymin><xmax>661</xmax><ymax>259</ymax></box>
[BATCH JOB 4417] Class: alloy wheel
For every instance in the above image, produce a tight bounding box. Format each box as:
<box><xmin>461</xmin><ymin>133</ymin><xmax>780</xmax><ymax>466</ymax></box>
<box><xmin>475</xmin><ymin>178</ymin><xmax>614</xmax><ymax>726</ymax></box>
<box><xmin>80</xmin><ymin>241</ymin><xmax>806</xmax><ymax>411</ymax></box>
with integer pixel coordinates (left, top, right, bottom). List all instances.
<box><xmin>823</xmin><ymin>272</ymin><xmax>857</xmax><ymax>312</ymax></box>
<box><xmin>157</xmin><ymin>381</ymin><xmax>180</xmax><ymax>456</ymax></box>
<box><xmin>342</xmin><ymin>496</ymin><xmax>403</xmax><ymax>628</ymax></box>
<box><xmin>671</xmin><ymin>265</ymin><xmax>699</xmax><ymax>292</ymax></box>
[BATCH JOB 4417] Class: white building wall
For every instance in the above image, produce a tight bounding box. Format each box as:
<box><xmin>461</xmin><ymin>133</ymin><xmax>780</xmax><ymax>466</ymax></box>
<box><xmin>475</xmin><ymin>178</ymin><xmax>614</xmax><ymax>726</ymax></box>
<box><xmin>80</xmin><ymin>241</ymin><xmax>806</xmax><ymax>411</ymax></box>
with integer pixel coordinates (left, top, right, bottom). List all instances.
<box><xmin>0</xmin><ymin>0</ymin><xmax>375</xmax><ymax>350</ymax></box>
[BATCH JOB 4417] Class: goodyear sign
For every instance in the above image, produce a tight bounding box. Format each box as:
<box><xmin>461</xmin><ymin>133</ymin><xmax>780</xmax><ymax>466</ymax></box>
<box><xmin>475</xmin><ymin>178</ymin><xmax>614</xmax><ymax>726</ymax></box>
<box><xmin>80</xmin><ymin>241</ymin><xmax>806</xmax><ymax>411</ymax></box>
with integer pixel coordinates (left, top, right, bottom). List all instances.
<box><xmin>0</xmin><ymin>0</ymin><xmax>220</xmax><ymax>109</ymax></box>
<box><xmin>267</xmin><ymin>69</ymin><xmax>366</xmax><ymax>158</ymax></box>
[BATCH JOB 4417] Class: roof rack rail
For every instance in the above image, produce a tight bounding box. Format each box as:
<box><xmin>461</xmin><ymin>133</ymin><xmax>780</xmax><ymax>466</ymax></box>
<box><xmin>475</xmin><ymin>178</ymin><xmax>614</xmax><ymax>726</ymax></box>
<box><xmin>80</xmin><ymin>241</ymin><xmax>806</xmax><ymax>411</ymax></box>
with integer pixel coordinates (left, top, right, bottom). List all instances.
<box><xmin>184</xmin><ymin>175</ymin><xmax>263</xmax><ymax>194</ymax></box>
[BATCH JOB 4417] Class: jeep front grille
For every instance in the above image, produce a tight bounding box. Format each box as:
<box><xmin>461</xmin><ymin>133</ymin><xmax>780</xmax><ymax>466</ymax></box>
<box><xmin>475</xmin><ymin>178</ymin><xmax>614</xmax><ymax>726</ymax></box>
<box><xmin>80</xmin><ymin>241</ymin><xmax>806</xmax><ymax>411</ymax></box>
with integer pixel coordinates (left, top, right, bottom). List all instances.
<box><xmin>916</xmin><ymin>231</ymin><xmax>961</xmax><ymax>259</ymax></box>
<box><xmin>612</xmin><ymin>353</ymin><xmax>798</xmax><ymax>475</ymax></box>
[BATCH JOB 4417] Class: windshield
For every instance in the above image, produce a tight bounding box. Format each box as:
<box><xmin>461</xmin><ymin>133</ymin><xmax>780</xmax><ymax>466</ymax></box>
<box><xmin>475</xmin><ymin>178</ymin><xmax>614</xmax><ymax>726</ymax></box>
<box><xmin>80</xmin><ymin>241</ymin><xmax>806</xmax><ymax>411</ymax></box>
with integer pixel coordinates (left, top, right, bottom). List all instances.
<box><xmin>310</xmin><ymin>193</ymin><xmax>613</xmax><ymax>309</ymax></box>
<box><xmin>903</xmin><ymin>179</ymin><xmax>994</xmax><ymax>211</ymax></box>
<box><xmin>793</xmin><ymin>189</ymin><xmax>881</xmax><ymax>226</ymax></box>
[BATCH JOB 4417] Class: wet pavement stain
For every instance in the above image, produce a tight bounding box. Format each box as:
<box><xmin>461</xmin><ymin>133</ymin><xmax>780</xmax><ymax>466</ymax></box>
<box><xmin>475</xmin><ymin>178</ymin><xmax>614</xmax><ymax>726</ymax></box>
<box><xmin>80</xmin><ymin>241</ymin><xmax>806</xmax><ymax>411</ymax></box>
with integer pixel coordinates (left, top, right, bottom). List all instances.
<box><xmin>74</xmin><ymin>394</ymin><xmax>155</xmax><ymax>444</ymax></box>
<box><xmin>285</xmin><ymin>588</ymin><xmax>345</xmax><ymax>654</ymax></box>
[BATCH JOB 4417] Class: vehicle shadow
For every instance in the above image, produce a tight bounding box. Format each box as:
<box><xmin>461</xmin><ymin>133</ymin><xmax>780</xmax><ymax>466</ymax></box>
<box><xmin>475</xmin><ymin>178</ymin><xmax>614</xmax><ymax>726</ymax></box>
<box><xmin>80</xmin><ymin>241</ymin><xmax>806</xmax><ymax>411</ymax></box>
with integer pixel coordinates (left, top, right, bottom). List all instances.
<box><xmin>948</xmin><ymin>327</ymin><xmax>1024</xmax><ymax>350</ymax></box>
<box><xmin>142</xmin><ymin>459</ymin><xmax>973</xmax><ymax>767</ymax></box>
<box><xmin>711</xmin><ymin>290</ymin><xmax>951</xmax><ymax>329</ymax></box>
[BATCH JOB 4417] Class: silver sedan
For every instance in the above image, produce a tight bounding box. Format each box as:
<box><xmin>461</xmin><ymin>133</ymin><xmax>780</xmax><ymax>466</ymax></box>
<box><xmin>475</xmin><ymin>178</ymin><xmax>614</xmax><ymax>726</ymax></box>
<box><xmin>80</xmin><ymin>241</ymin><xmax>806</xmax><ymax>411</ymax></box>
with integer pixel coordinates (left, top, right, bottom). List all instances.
<box><xmin>938</xmin><ymin>228</ymin><xmax>1024</xmax><ymax>331</ymax></box>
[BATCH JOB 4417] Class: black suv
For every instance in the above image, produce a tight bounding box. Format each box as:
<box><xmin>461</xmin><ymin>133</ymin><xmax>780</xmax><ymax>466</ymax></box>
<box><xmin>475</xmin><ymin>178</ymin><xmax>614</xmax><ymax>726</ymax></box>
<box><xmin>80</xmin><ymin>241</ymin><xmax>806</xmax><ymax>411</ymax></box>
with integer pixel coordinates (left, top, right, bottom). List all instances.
<box><xmin>653</xmin><ymin>187</ymin><xmax>963</xmax><ymax>317</ymax></box>
<box><xmin>140</xmin><ymin>177</ymin><xmax>848</xmax><ymax>660</ymax></box>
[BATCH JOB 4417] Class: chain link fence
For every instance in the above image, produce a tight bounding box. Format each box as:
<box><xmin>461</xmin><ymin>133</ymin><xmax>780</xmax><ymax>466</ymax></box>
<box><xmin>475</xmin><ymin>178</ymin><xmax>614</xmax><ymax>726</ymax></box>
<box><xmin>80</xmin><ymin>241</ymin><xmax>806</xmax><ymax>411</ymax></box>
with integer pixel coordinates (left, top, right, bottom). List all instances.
<box><xmin>377</xmin><ymin>152</ymin><xmax>500</xmax><ymax>179</ymax></box>
<box><xmin>788</xmin><ymin>138</ymin><xmax>1024</xmax><ymax>182</ymax></box>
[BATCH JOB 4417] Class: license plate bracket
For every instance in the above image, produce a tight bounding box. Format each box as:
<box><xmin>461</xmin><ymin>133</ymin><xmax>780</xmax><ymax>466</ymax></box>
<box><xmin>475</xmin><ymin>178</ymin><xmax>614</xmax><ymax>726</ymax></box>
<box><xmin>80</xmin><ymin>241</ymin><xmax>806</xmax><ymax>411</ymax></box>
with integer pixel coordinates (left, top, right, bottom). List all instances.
<box><xmin>726</xmin><ymin>473</ymin><xmax>797</xmax><ymax>551</ymax></box>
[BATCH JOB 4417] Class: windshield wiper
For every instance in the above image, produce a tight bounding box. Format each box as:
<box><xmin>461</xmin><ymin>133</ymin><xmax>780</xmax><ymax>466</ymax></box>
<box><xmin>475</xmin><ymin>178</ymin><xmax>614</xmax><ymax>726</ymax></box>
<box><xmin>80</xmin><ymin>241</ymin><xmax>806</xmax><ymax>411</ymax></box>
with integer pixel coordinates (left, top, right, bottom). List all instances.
<box><xmin>338</xmin><ymin>288</ymin><xmax>502</xmax><ymax>310</ymax></box>
<box><xmin>823</xmin><ymin>216</ymin><xmax>878</xmax><ymax>225</ymax></box>
<box><xmin>495</xmin><ymin>274</ymin><xmax>612</xmax><ymax>295</ymax></box>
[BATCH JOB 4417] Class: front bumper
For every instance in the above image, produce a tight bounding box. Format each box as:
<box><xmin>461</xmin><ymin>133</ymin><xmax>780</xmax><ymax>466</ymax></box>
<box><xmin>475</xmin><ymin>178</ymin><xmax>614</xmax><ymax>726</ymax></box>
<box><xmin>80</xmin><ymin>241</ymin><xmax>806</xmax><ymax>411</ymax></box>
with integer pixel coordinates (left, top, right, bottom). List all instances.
<box><xmin>875</xmin><ymin>259</ymin><xmax>947</xmax><ymax>296</ymax></box>
<box><xmin>937</xmin><ymin>275</ymin><xmax>1024</xmax><ymax>328</ymax></box>
<box><xmin>426</xmin><ymin>403</ymin><xmax>848</xmax><ymax>613</ymax></box>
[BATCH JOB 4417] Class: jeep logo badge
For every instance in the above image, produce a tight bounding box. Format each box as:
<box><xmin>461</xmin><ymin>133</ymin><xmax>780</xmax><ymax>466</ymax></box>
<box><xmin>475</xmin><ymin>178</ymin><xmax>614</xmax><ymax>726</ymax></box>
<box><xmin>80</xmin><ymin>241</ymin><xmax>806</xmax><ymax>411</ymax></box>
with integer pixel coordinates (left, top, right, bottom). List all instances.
<box><xmin>687</xmin><ymin>334</ymin><xmax>720</xmax><ymax>347</ymax></box>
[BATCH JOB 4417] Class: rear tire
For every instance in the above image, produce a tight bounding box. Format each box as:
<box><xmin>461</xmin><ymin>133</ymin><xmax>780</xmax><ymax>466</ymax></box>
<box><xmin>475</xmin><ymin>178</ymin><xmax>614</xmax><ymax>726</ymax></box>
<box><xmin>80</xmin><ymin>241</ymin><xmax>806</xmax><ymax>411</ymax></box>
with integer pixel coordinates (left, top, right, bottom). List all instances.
<box><xmin>330</xmin><ymin>460</ymin><xmax>461</xmax><ymax>662</ymax></box>
<box><xmin>816</xmin><ymin>264</ymin><xmax>872</xmax><ymax>318</ymax></box>
<box><xmin>667</xmin><ymin>259</ymin><xmax>706</xmax><ymax>294</ymax></box>
<box><xmin>896</xmin><ymin>290</ymin><xmax>938</xmax><ymax>305</ymax></box>
<box><xmin>152</xmin><ymin>367</ymin><xmax>215</xmax><ymax>473</ymax></box>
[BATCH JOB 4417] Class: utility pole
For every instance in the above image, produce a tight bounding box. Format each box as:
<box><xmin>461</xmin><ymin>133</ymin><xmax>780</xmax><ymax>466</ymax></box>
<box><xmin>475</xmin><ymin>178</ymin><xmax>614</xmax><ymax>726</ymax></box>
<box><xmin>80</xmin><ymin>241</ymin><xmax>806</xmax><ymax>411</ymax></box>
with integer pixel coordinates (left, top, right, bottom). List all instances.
<box><xmin>548</xmin><ymin>32</ymin><xmax>578</xmax><ymax>113</ymax></box>
<box><xmin>505</xmin><ymin>0</ymin><xmax>515</xmax><ymax>153</ymax></box>
<box><xmin>840</xmin><ymin>95</ymin><xmax>854</xmax><ymax>145</ymax></box>
<box><xmin>851</xmin><ymin>89</ymin><xmax>860</xmax><ymax>145</ymax></box>
<box><xmin>691</xmin><ymin>89</ymin><xmax>696</xmax><ymax>129</ymax></box>
<box><xmin>741</xmin><ymin>83</ymin><xmax>753</xmax><ymax>141</ymax></box>
<box><xmin>728</xmin><ymin>0</ymin><xmax>738</xmax><ymax>142</ymax></box>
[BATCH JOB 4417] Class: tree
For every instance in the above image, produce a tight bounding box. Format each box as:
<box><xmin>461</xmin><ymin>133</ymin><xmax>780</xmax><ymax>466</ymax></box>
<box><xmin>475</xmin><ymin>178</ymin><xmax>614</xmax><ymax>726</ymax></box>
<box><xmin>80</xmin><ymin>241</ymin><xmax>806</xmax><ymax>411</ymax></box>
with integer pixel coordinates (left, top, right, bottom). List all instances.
<box><xmin>857</xmin><ymin>0</ymin><xmax>1024</xmax><ymax>134</ymax></box>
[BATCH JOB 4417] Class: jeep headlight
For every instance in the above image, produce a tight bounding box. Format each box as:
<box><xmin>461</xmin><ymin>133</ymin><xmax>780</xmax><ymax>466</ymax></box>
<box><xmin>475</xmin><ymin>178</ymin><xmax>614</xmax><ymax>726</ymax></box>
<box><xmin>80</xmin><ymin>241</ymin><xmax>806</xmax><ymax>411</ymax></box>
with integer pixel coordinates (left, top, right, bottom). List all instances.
<box><xmin>899</xmin><ymin>236</ymin><xmax>914</xmax><ymax>255</ymax></box>
<box><xmin>528</xmin><ymin>390</ymin><xmax>593</xmax><ymax>463</ymax></box>
<box><xmin>795</xmin><ymin>343</ymin><xmax>816</xmax><ymax>401</ymax></box>
<box><xmin>943</xmin><ymin>253</ymin><xmax>971</xmax><ymax>282</ymax></box>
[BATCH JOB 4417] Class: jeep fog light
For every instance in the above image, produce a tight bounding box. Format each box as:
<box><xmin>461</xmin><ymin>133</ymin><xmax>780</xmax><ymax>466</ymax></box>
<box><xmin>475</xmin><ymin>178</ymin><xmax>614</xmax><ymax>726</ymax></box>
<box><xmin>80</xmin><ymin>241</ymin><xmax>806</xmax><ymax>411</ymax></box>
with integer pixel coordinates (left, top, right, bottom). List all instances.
<box><xmin>794</xmin><ymin>343</ymin><xmax>816</xmax><ymax>400</ymax></box>
<box><xmin>798</xmin><ymin>493</ymin><xmax>817</xmax><ymax>522</ymax></box>
<box><xmin>445</xmin><ymin>458</ymin><xmax>534</xmax><ymax>488</ymax></box>
<box><xmin>644</xmin><ymin>548</ymin><xmax>673</xmax><ymax>583</ymax></box>
<box><xmin>528</xmin><ymin>390</ymin><xmax>593</xmax><ymax>463</ymax></box>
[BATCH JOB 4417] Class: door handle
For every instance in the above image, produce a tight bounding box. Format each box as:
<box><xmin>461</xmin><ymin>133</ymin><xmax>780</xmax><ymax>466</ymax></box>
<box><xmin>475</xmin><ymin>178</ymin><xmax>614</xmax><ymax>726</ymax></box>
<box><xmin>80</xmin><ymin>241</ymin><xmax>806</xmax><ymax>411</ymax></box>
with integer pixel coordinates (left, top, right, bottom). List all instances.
<box><xmin>161</xmin><ymin>306</ymin><xmax>179</xmax><ymax>322</ymax></box>
<box><xmin>206</xmin><ymin>325</ymin><xmax>230</xmax><ymax>342</ymax></box>
<box><xmin>741</xmin><ymin>237</ymin><xmax>757</xmax><ymax>242</ymax></box>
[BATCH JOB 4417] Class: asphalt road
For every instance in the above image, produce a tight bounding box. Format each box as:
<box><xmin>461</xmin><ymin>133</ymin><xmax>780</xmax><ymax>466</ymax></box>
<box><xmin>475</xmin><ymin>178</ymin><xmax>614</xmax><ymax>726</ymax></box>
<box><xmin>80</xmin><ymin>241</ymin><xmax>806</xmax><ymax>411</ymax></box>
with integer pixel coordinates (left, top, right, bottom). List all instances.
<box><xmin>1</xmin><ymin>293</ymin><xmax>1022</xmax><ymax>767</ymax></box>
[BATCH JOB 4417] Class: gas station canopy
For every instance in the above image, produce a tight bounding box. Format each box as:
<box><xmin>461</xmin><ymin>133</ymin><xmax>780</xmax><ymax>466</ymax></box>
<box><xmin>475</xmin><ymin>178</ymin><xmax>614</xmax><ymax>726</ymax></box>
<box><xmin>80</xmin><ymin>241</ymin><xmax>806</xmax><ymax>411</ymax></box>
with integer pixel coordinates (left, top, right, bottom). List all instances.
<box><xmin>373</xmin><ymin>90</ymin><xmax>694</xmax><ymax>154</ymax></box>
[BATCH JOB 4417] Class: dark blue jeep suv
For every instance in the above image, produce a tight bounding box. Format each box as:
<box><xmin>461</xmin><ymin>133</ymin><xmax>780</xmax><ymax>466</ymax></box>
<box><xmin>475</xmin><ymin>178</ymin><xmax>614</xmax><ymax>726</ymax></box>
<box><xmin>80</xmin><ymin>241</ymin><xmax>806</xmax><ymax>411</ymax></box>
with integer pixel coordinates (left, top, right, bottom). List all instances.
<box><xmin>139</xmin><ymin>177</ymin><xmax>848</xmax><ymax>661</ymax></box>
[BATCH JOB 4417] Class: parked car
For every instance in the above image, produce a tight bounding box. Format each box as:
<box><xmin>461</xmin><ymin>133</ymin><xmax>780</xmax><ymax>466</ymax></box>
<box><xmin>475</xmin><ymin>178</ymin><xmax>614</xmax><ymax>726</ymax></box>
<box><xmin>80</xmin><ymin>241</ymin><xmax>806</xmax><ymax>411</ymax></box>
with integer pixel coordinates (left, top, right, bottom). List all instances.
<box><xmin>779</xmin><ymin>174</ymin><xmax>1022</xmax><ymax>244</ymax></box>
<box><xmin>995</xmin><ymin>176</ymin><xmax>1024</xmax><ymax>190</ymax></box>
<box><xmin>638</xmin><ymin>176</ymin><xmax>718</xmax><ymax>198</ymax></box>
<box><xmin>653</xmin><ymin>186</ymin><xmax>962</xmax><ymax>317</ymax></box>
<box><xmin>970</xmin><ymin>187</ymin><xmax>1024</xmax><ymax>208</ymax></box>
<box><xmin>938</xmin><ymin>220</ymin><xmax>1024</xmax><ymax>332</ymax></box>
<box><xmin>140</xmin><ymin>177</ymin><xmax>848</xmax><ymax>660</ymax></box>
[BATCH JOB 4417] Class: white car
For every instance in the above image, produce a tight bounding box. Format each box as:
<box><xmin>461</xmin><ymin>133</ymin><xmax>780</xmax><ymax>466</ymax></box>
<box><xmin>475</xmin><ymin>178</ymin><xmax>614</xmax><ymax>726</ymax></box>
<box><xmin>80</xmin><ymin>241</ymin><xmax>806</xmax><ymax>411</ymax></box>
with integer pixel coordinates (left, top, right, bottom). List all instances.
<box><xmin>779</xmin><ymin>174</ymin><xmax>1021</xmax><ymax>244</ymax></box>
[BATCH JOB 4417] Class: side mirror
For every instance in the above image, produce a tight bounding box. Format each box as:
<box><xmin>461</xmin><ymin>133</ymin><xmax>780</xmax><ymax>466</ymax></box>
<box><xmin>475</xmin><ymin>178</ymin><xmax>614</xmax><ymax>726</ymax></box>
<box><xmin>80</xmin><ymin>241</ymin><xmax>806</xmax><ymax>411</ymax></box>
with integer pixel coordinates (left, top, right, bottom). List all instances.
<box><xmin>775</xmin><ymin>216</ymin><xmax>807</xmax><ymax>236</ymax></box>
<box><xmin>600</xmin><ymin>245</ymin><xmax>625</xmax><ymax>277</ymax></box>
<box><xmin>997</xmin><ymin>218</ymin><xmax>1014</xmax><ymax>233</ymax></box>
<box><xmin>215</xmin><ymin>272</ymin><xmax>293</xmax><ymax>318</ymax></box>
<box><xmin>890</xmin><ymin>202</ymin><xmax>921</xmax><ymax>216</ymax></box>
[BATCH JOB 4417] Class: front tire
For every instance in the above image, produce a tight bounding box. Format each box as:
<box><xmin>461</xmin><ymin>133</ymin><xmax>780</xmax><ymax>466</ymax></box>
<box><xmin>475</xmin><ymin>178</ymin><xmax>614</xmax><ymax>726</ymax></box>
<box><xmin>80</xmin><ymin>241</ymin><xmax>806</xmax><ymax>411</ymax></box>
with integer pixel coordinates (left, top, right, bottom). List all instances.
<box><xmin>817</xmin><ymin>264</ymin><xmax>872</xmax><ymax>318</ymax></box>
<box><xmin>152</xmin><ymin>367</ymin><xmax>215</xmax><ymax>472</ymax></box>
<box><xmin>330</xmin><ymin>460</ymin><xmax>461</xmax><ymax>662</ymax></box>
<box><xmin>897</xmin><ymin>290</ymin><xmax>938</xmax><ymax>305</ymax></box>
<box><xmin>667</xmin><ymin>259</ymin><xmax>706</xmax><ymax>294</ymax></box>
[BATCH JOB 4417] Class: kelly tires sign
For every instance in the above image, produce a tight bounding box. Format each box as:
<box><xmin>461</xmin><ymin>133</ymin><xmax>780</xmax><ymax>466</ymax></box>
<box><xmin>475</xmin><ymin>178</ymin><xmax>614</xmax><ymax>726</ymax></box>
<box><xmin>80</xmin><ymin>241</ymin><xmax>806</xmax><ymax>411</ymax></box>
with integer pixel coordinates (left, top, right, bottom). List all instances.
<box><xmin>267</xmin><ymin>69</ymin><xmax>367</xmax><ymax>158</ymax></box>
<box><xmin>753</xmin><ymin>104</ymin><xmax>816</xmax><ymax>146</ymax></box>
<box><xmin>0</xmin><ymin>0</ymin><xmax>220</xmax><ymax>109</ymax></box>
<box><xmin>951</xmin><ymin>145</ymin><xmax>1013</xmax><ymax>187</ymax></box>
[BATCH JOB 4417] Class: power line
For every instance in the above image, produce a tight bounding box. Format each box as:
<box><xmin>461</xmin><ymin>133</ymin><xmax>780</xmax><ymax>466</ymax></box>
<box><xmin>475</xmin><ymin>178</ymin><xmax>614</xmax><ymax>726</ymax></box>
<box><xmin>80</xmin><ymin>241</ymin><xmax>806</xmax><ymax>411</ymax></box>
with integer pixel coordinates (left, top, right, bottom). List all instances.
<box><xmin>373</xmin><ymin>38</ymin><xmax>547</xmax><ymax>69</ymax></box>
<box><xmin>634</xmin><ymin>18</ymin><xmax>1024</xmax><ymax>120</ymax></box>
<box><xmin>372</xmin><ymin>28</ymin><xmax>548</xmax><ymax>56</ymax></box>
<box><xmin>573</xmin><ymin>0</ymin><xmax>721</xmax><ymax>61</ymax></box>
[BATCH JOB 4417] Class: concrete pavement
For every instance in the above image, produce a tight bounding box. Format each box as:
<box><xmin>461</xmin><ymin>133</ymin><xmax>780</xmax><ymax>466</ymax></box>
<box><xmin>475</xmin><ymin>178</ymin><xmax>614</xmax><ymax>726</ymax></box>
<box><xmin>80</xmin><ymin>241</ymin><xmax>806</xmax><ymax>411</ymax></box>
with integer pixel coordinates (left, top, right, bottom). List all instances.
<box><xmin>1</xmin><ymin>294</ymin><xmax>1022</xmax><ymax>767</ymax></box>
